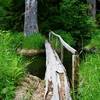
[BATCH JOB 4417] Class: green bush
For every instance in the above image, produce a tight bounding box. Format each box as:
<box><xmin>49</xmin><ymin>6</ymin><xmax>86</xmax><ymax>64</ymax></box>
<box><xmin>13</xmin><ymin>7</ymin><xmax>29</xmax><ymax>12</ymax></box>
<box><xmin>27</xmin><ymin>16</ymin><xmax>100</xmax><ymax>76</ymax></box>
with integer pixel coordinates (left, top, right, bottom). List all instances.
<box><xmin>39</xmin><ymin>0</ymin><xmax>96</xmax><ymax>49</ymax></box>
<box><xmin>55</xmin><ymin>30</ymin><xmax>75</xmax><ymax>46</ymax></box>
<box><xmin>0</xmin><ymin>31</ymin><xmax>25</xmax><ymax>100</ymax></box>
<box><xmin>78</xmin><ymin>53</ymin><xmax>100</xmax><ymax>100</ymax></box>
<box><xmin>85</xmin><ymin>29</ymin><xmax>100</xmax><ymax>49</ymax></box>
<box><xmin>0</xmin><ymin>0</ymin><xmax>24</xmax><ymax>31</ymax></box>
<box><xmin>23</xmin><ymin>33</ymin><xmax>45</xmax><ymax>50</ymax></box>
<box><xmin>0</xmin><ymin>30</ymin><xmax>24</xmax><ymax>49</ymax></box>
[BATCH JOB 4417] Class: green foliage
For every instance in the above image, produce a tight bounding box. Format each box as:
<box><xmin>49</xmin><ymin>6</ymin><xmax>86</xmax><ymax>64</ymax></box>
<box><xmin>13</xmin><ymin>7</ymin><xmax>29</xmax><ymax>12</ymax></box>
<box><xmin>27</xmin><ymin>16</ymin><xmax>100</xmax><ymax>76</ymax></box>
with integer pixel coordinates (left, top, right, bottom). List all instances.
<box><xmin>55</xmin><ymin>30</ymin><xmax>75</xmax><ymax>46</ymax></box>
<box><xmin>0</xmin><ymin>0</ymin><xmax>24</xmax><ymax>31</ymax></box>
<box><xmin>85</xmin><ymin>29</ymin><xmax>100</xmax><ymax>49</ymax></box>
<box><xmin>23</xmin><ymin>33</ymin><xmax>45</xmax><ymax>49</ymax></box>
<box><xmin>50</xmin><ymin>31</ymin><xmax>74</xmax><ymax>51</ymax></box>
<box><xmin>0</xmin><ymin>30</ymin><xmax>24</xmax><ymax>49</ymax></box>
<box><xmin>59</xmin><ymin>0</ymin><xmax>96</xmax><ymax>46</ymax></box>
<box><xmin>38</xmin><ymin>0</ymin><xmax>60</xmax><ymax>33</ymax></box>
<box><xmin>96</xmin><ymin>13</ymin><xmax>100</xmax><ymax>26</ymax></box>
<box><xmin>78</xmin><ymin>53</ymin><xmax>100</xmax><ymax>100</ymax></box>
<box><xmin>0</xmin><ymin>31</ymin><xmax>25</xmax><ymax>100</ymax></box>
<box><xmin>38</xmin><ymin>0</ymin><xmax>96</xmax><ymax>49</ymax></box>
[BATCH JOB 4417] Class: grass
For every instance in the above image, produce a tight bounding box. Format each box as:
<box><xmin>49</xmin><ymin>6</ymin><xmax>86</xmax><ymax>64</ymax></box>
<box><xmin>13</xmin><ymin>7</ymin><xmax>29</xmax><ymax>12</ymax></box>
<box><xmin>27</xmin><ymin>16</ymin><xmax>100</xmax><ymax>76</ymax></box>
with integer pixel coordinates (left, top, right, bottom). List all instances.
<box><xmin>23</xmin><ymin>33</ymin><xmax>45</xmax><ymax>50</ymax></box>
<box><xmin>85</xmin><ymin>30</ymin><xmax>100</xmax><ymax>49</ymax></box>
<box><xmin>0</xmin><ymin>31</ymin><xmax>25</xmax><ymax>100</ymax></box>
<box><xmin>78</xmin><ymin>30</ymin><xmax>100</xmax><ymax>100</ymax></box>
<box><xmin>78</xmin><ymin>53</ymin><xmax>100</xmax><ymax>100</ymax></box>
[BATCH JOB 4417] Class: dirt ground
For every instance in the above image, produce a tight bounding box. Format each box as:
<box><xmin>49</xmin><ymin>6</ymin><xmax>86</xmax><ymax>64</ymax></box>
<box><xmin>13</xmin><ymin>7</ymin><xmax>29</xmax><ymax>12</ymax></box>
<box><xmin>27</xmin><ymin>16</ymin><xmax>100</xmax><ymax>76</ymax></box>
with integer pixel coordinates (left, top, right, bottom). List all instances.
<box><xmin>14</xmin><ymin>74</ymin><xmax>45</xmax><ymax>100</ymax></box>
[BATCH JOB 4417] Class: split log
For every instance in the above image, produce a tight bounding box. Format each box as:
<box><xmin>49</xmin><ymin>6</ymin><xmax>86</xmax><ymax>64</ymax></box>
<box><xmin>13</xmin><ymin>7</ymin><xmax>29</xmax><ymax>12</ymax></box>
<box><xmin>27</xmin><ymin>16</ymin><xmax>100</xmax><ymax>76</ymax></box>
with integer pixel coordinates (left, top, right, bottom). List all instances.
<box><xmin>45</xmin><ymin>40</ymin><xmax>72</xmax><ymax>100</ymax></box>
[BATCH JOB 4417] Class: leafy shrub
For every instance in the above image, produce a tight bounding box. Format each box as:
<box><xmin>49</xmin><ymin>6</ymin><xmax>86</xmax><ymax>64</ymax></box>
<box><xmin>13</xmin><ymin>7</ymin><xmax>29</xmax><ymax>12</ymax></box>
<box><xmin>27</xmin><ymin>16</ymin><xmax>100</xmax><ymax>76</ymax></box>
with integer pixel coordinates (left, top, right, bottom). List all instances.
<box><xmin>23</xmin><ymin>33</ymin><xmax>45</xmax><ymax>49</ymax></box>
<box><xmin>39</xmin><ymin>0</ymin><xmax>96</xmax><ymax>49</ymax></box>
<box><xmin>0</xmin><ymin>31</ymin><xmax>25</xmax><ymax>100</ymax></box>
<box><xmin>96</xmin><ymin>14</ymin><xmax>100</xmax><ymax>26</ymax></box>
<box><xmin>0</xmin><ymin>0</ymin><xmax>24</xmax><ymax>31</ymax></box>
<box><xmin>78</xmin><ymin>53</ymin><xmax>100</xmax><ymax>100</ymax></box>
<box><xmin>59</xmin><ymin>0</ymin><xmax>96</xmax><ymax>47</ymax></box>
<box><xmin>55</xmin><ymin>30</ymin><xmax>75</xmax><ymax>46</ymax></box>
<box><xmin>85</xmin><ymin>29</ymin><xmax>100</xmax><ymax>49</ymax></box>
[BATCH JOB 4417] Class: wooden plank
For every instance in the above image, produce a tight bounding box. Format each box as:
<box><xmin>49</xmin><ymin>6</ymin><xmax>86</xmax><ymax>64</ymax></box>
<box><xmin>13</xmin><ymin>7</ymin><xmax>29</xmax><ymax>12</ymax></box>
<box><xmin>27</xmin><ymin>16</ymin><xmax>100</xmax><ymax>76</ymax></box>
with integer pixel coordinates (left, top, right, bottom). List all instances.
<box><xmin>45</xmin><ymin>40</ymin><xmax>72</xmax><ymax>100</ymax></box>
<box><xmin>49</xmin><ymin>31</ymin><xmax>77</xmax><ymax>54</ymax></box>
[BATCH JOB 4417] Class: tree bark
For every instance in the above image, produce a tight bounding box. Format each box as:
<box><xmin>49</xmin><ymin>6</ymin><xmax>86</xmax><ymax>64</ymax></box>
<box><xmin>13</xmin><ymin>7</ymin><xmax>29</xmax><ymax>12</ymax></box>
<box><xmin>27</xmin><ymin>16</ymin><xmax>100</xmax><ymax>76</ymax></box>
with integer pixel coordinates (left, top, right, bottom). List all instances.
<box><xmin>24</xmin><ymin>0</ymin><xmax>38</xmax><ymax>36</ymax></box>
<box><xmin>87</xmin><ymin>0</ymin><xmax>96</xmax><ymax>19</ymax></box>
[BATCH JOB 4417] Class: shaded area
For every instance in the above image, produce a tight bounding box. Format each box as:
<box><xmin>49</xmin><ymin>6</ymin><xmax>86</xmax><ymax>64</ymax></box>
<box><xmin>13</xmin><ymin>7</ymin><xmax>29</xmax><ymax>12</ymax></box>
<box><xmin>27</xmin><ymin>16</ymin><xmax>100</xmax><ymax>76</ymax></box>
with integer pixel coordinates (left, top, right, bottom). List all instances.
<box><xmin>63</xmin><ymin>49</ymin><xmax>72</xmax><ymax>84</ymax></box>
<box><xmin>27</xmin><ymin>53</ymin><xmax>46</xmax><ymax>79</ymax></box>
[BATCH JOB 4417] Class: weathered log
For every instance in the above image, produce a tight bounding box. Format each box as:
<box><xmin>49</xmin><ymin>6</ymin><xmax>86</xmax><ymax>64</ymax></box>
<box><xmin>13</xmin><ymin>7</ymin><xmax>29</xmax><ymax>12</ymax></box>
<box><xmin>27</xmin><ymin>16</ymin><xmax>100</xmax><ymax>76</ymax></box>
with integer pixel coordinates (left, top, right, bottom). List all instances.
<box><xmin>45</xmin><ymin>40</ymin><xmax>72</xmax><ymax>100</ymax></box>
<box><xmin>17</xmin><ymin>49</ymin><xmax>44</xmax><ymax>56</ymax></box>
<box><xmin>49</xmin><ymin>31</ymin><xmax>77</xmax><ymax>54</ymax></box>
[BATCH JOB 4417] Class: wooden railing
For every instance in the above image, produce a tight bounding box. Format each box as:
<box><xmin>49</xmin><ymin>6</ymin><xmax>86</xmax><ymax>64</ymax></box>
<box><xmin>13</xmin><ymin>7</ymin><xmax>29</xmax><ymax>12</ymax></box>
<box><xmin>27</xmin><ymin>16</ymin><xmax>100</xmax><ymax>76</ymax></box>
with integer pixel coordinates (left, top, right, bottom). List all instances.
<box><xmin>49</xmin><ymin>31</ymin><xmax>79</xmax><ymax>91</ymax></box>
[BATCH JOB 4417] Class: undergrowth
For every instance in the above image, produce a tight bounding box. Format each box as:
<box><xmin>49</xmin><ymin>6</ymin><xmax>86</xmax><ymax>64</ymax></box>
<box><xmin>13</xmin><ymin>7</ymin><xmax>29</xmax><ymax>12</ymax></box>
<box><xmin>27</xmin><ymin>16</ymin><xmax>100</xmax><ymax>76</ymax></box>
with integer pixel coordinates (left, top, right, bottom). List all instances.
<box><xmin>0</xmin><ymin>31</ymin><xmax>25</xmax><ymax>100</ymax></box>
<box><xmin>78</xmin><ymin>53</ymin><xmax>100</xmax><ymax>100</ymax></box>
<box><xmin>78</xmin><ymin>30</ymin><xmax>100</xmax><ymax>100</ymax></box>
<box><xmin>23</xmin><ymin>33</ymin><xmax>45</xmax><ymax>49</ymax></box>
<box><xmin>85</xmin><ymin>30</ymin><xmax>100</xmax><ymax>49</ymax></box>
<box><xmin>55</xmin><ymin>30</ymin><xmax>75</xmax><ymax>45</ymax></box>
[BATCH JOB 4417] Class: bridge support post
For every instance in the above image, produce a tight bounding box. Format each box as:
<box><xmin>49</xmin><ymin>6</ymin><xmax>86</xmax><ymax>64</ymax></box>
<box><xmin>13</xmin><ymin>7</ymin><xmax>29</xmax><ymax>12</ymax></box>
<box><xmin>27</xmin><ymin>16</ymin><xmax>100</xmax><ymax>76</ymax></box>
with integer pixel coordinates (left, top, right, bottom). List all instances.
<box><xmin>72</xmin><ymin>54</ymin><xmax>79</xmax><ymax>98</ymax></box>
<box><xmin>61</xmin><ymin>44</ymin><xmax>64</xmax><ymax>63</ymax></box>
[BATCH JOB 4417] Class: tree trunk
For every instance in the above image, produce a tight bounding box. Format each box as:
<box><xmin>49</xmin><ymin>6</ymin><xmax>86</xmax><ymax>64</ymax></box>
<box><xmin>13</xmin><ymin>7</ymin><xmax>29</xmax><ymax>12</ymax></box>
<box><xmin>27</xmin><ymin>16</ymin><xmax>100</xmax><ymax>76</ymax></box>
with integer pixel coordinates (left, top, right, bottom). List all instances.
<box><xmin>24</xmin><ymin>0</ymin><xmax>38</xmax><ymax>36</ymax></box>
<box><xmin>87</xmin><ymin>0</ymin><xmax>96</xmax><ymax>19</ymax></box>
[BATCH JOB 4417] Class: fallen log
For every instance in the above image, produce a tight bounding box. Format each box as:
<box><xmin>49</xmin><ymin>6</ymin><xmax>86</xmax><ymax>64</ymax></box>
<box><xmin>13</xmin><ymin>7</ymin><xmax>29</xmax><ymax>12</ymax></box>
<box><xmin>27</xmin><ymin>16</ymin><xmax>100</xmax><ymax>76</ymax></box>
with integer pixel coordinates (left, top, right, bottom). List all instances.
<box><xmin>45</xmin><ymin>40</ymin><xmax>72</xmax><ymax>100</ymax></box>
<box><xmin>17</xmin><ymin>48</ymin><xmax>45</xmax><ymax>56</ymax></box>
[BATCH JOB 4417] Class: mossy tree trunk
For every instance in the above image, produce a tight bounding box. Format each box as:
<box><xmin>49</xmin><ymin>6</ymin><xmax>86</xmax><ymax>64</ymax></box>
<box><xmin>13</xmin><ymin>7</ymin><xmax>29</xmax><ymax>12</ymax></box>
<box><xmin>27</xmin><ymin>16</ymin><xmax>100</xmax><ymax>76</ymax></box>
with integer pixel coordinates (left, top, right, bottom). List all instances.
<box><xmin>24</xmin><ymin>0</ymin><xmax>38</xmax><ymax>36</ymax></box>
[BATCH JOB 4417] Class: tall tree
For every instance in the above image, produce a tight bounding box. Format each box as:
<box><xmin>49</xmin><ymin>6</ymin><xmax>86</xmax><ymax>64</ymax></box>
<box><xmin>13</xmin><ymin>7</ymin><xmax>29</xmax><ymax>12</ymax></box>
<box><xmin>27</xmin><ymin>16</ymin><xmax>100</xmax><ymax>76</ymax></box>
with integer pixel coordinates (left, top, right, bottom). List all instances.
<box><xmin>87</xmin><ymin>0</ymin><xmax>96</xmax><ymax>19</ymax></box>
<box><xmin>24</xmin><ymin>0</ymin><xmax>38</xmax><ymax>36</ymax></box>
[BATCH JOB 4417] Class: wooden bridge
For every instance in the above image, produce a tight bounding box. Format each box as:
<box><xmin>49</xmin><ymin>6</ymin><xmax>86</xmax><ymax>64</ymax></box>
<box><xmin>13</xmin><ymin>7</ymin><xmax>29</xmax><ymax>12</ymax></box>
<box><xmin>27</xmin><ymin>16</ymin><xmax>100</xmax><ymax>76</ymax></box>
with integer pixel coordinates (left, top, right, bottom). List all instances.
<box><xmin>44</xmin><ymin>31</ymin><xmax>79</xmax><ymax>100</ymax></box>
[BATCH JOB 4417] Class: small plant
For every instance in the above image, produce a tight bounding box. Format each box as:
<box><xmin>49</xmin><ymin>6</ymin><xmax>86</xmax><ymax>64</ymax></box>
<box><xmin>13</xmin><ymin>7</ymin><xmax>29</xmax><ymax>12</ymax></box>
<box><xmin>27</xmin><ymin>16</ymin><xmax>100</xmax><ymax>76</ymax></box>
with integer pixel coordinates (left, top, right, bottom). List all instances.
<box><xmin>23</xmin><ymin>33</ymin><xmax>45</xmax><ymax>50</ymax></box>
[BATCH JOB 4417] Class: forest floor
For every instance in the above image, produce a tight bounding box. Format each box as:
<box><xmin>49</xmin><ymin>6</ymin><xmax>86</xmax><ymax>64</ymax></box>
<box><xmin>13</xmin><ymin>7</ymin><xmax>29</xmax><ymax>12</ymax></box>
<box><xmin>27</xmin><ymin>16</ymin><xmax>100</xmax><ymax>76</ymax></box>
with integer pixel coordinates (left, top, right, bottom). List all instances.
<box><xmin>14</xmin><ymin>74</ymin><xmax>45</xmax><ymax>100</ymax></box>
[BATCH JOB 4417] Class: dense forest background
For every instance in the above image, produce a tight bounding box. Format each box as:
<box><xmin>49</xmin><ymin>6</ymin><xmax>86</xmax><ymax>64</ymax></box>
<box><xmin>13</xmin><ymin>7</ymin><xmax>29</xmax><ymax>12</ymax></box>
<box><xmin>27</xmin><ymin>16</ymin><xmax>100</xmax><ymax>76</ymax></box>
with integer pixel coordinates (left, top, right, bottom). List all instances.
<box><xmin>0</xmin><ymin>0</ymin><xmax>97</xmax><ymax>48</ymax></box>
<box><xmin>0</xmin><ymin>0</ymin><xmax>100</xmax><ymax>100</ymax></box>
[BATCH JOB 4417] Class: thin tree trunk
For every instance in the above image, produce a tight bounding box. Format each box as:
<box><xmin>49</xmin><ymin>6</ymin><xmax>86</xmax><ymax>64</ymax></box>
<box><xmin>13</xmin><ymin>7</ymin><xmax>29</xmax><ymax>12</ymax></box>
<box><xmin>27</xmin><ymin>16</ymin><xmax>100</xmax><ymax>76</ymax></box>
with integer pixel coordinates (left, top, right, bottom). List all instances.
<box><xmin>87</xmin><ymin>0</ymin><xmax>96</xmax><ymax>19</ymax></box>
<box><xmin>24</xmin><ymin>0</ymin><xmax>38</xmax><ymax>36</ymax></box>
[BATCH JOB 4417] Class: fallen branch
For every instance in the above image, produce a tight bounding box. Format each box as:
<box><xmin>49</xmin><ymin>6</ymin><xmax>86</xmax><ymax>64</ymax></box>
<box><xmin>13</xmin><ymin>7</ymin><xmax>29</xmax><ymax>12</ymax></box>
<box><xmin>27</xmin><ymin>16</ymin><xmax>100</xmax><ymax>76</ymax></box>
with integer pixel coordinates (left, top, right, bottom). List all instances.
<box><xmin>17</xmin><ymin>48</ymin><xmax>45</xmax><ymax>56</ymax></box>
